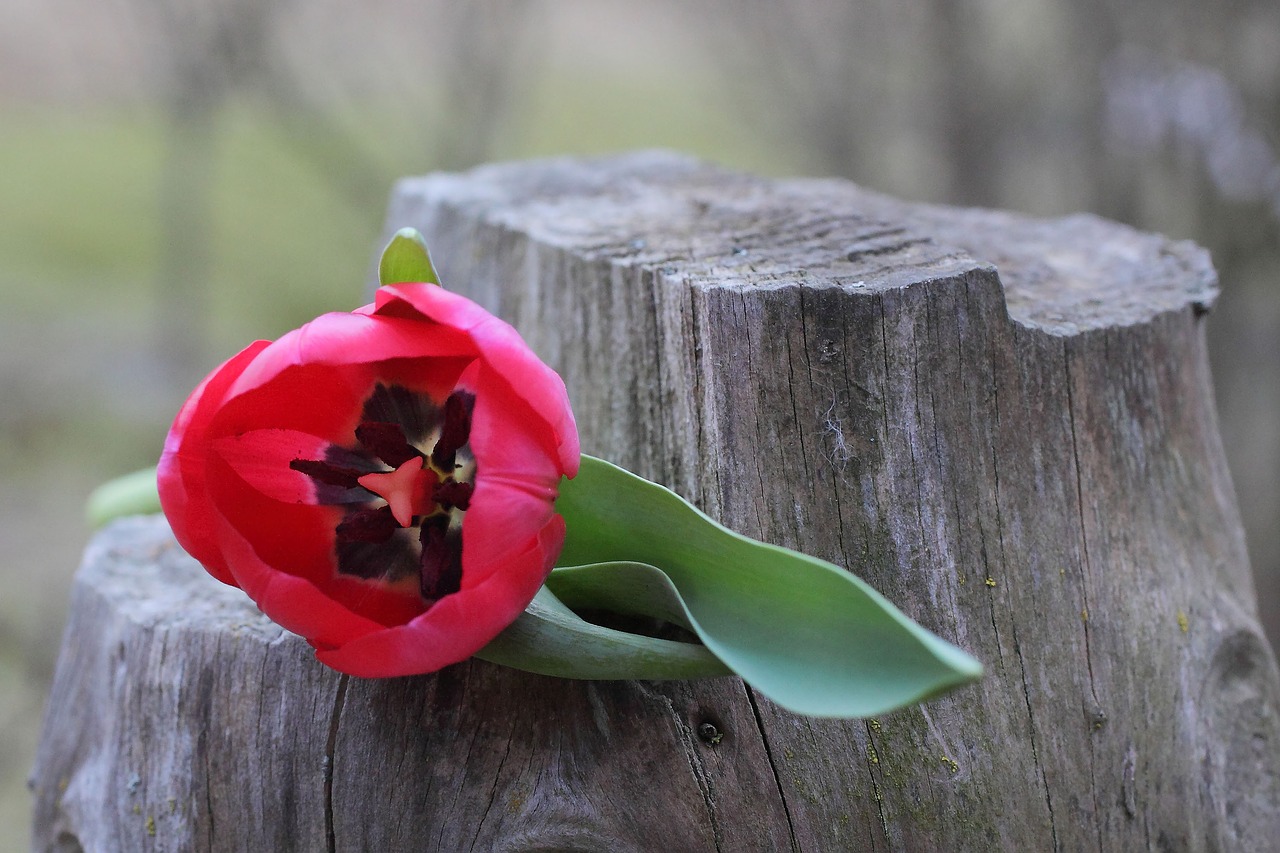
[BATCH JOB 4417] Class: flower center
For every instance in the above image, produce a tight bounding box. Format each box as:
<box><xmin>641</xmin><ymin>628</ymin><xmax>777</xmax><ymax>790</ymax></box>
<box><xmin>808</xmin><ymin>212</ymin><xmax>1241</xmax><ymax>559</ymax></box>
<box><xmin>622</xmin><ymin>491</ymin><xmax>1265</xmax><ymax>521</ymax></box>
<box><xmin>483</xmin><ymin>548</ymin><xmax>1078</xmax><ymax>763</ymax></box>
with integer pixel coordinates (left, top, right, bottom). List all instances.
<box><xmin>289</xmin><ymin>383</ymin><xmax>476</xmax><ymax>602</ymax></box>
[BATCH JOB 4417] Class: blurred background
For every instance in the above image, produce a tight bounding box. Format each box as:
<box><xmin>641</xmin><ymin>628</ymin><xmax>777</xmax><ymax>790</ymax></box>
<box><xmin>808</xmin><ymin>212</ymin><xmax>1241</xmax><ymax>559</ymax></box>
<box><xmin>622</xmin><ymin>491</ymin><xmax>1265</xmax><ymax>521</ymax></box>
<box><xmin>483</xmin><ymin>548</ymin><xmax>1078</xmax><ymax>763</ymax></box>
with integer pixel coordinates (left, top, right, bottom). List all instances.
<box><xmin>3</xmin><ymin>0</ymin><xmax>1278</xmax><ymax>846</ymax></box>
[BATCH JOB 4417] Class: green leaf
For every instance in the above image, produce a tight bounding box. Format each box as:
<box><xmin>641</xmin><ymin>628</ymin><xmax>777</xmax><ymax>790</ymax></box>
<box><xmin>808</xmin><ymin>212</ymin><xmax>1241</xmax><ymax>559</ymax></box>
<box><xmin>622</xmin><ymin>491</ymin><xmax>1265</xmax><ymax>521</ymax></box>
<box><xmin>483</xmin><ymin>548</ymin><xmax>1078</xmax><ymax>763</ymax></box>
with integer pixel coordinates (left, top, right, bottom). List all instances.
<box><xmin>86</xmin><ymin>466</ymin><xmax>161</xmax><ymax>528</ymax></box>
<box><xmin>378</xmin><ymin>227</ymin><xmax>439</xmax><ymax>286</ymax></box>
<box><xmin>553</xmin><ymin>455</ymin><xmax>983</xmax><ymax>718</ymax></box>
<box><xmin>548</xmin><ymin>561</ymin><xmax>698</xmax><ymax>634</ymax></box>
<box><xmin>475</xmin><ymin>585</ymin><xmax>730</xmax><ymax>680</ymax></box>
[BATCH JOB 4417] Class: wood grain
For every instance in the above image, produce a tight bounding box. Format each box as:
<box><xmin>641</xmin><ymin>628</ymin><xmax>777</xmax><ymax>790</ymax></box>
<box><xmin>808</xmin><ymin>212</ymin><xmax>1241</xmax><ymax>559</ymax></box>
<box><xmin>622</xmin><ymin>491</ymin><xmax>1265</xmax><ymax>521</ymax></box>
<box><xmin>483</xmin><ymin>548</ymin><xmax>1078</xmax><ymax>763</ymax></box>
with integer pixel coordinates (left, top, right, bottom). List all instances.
<box><xmin>33</xmin><ymin>151</ymin><xmax>1280</xmax><ymax>851</ymax></box>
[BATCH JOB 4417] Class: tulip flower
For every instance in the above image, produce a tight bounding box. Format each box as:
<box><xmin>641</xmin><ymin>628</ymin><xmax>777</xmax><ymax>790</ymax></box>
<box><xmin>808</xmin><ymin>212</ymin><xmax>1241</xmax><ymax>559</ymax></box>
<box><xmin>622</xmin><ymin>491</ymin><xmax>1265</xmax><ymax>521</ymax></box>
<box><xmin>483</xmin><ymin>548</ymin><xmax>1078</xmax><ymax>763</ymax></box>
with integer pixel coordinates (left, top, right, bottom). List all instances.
<box><xmin>157</xmin><ymin>244</ymin><xmax>578</xmax><ymax>677</ymax></box>
<box><xmin>91</xmin><ymin>229</ymin><xmax>983</xmax><ymax>718</ymax></box>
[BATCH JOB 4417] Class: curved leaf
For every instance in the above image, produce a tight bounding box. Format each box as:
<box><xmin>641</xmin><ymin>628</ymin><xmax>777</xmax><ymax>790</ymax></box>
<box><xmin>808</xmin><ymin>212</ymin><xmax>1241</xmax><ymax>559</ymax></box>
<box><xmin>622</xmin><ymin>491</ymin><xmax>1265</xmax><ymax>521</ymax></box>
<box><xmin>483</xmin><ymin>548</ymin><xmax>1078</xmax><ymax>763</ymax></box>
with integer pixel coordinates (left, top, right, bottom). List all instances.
<box><xmin>548</xmin><ymin>561</ymin><xmax>697</xmax><ymax>634</ymax></box>
<box><xmin>553</xmin><ymin>455</ymin><xmax>983</xmax><ymax>717</ymax></box>
<box><xmin>476</xmin><ymin>585</ymin><xmax>730</xmax><ymax>680</ymax></box>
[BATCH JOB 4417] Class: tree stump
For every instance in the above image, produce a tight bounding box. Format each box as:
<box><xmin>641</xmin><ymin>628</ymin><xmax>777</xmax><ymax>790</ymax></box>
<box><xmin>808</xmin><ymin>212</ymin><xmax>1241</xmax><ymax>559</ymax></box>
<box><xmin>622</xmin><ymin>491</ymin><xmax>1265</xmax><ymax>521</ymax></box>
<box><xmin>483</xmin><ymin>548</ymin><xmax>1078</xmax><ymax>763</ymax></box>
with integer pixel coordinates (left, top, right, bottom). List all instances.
<box><xmin>33</xmin><ymin>151</ymin><xmax>1280</xmax><ymax>851</ymax></box>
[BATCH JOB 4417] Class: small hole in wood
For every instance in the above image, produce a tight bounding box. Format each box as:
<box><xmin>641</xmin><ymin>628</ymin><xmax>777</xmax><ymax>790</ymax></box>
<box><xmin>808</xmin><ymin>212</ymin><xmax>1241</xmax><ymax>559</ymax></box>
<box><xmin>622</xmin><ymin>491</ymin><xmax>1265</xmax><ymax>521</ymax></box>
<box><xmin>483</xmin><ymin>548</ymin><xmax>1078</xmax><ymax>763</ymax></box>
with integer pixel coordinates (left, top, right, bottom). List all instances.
<box><xmin>697</xmin><ymin>720</ymin><xmax>724</xmax><ymax>746</ymax></box>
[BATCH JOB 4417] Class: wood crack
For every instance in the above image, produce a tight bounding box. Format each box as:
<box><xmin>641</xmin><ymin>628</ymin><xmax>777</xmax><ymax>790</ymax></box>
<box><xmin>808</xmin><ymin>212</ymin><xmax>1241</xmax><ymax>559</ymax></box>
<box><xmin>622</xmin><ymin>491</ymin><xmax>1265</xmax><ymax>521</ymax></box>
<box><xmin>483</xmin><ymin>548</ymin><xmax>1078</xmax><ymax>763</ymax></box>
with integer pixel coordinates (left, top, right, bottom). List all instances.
<box><xmin>1009</xmin><ymin>616</ymin><xmax>1059</xmax><ymax>849</ymax></box>
<box><xmin>648</xmin><ymin>264</ymin><xmax>670</xmax><ymax>482</ymax></box>
<box><xmin>983</xmin><ymin>284</ymin><xmax>1010</xmax><ymax>641</ymax></box>
<box><xmin>906</xmin><ymin>298</ymin><xmax>932</xmax><ymax>582</ymax></box>
<box><xmin>844</xmin><ymin>237</ymin><xmax>931</xmax><ymax>262</ymax></box>
<box><xmin>785</xmin><ymin>299</ymin><xmax>815</xmax><ymax>546</ymax></box>
<box><xmin>744</xmin><ymin>689</ymin><xmax>800</xmax><ymax>852</ymax></box>
<box><xmin>688</xmin><ymin>292</ymin><xmax>713</xmax><ymax>511</ymax></box>
<box><xmin>1063</xmin><ymin>341</ymin><xmax>1101</xmax><ymax>705</ymax></box>
<box><xmin>740</xmin><ymin>291</ymin><xmax>770</xmax><ymax>537</ymax></box>
<box><xmin>323</xmin><ymin>674</ymin><xmax>349</xmax><ymax>853</ymax></box>
<box><xmin>679</xmin><ymin>697</ymin><xmax>726</xmax><ymax>851</ymax></box>
<box><xmin>1062</xmin><ymin>339</ymin><xmax>1108</xmax><ymax>852</ymax></box>
<box><xmin>800</xmin><ymin>290</ymin><xmax>853</xmax><ymax>560</ymax></box>
<box><xmin>470</xmin><ymin>719</ymin><xmax>517</xmax><ymax>852</ymax></box>
<box><xmin>204</xmin><ymin>632</ymin><xmax>222</xmax><ymax>852</ymax></box>
<box><xmin>990</xmin><ymin>321</ymin><xmax>1057</xmax><ymax>847</ymax></box>
<box><xmin>861</xmin><ymin>718</ymin><xmax>892</xmax><ymax>846</ymax></box>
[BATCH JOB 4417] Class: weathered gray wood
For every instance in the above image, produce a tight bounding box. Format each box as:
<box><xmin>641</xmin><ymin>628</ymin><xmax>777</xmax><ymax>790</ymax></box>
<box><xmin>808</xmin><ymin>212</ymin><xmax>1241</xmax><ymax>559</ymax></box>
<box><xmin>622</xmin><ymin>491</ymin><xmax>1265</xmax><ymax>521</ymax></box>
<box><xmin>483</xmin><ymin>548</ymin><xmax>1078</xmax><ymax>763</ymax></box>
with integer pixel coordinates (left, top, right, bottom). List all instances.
<box><xmin>33</xmin><ymin>151</ymin><xmax>1280</xmax><ymax>850</ymax></box>
<box><xmin>32</xmin><ymin>517</ymin><xmax>783</xmax><ymax>852</ymax></box>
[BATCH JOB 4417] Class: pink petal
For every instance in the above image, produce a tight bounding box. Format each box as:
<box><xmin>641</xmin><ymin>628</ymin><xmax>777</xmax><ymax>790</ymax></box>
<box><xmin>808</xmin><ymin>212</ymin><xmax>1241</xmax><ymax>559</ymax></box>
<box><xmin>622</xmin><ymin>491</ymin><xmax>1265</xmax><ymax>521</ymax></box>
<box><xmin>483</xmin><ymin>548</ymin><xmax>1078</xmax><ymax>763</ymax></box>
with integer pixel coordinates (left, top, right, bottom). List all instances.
<box><xmin>207</xmin><ymin>452</ymin><xmax>426</xmax><ymax>628</ymax></box>
<box><xmin>467</xmin><ymin>316</ymin><xmax>579</xmax><ymax>476</ymax></box>
<box><xmin>212</xmin><ymin>429</ymin><xmax>333</xmax><ymax>504</ymax></box>
<box><xmin>206</xmin><ymin>452</ymin><xmax>340</xmax><ymax>586</ymax></box>
<box><xmin>228</xmin><ymin>312</ymin><xmax>477</xmax><ymax>402</ymax></box>
<box><xmin>465</xmin><ymin>361</ymin><xmax>564</xmax><ymax>486</ymax></box>
<box><xmin>453</xmin><ymin>360</ymin><xmax>564</xmax><ymax>586</ymax></box>
<box><xmin>212</xmin><ymin>506</ymin><xmax>386</xmax><ymax>648</ymax></box>
<box><xmin>210</xmin><ymin>361</ymin><xmax>376</xmax><ymax>446</ymax></box>
<box><xmin>460</xmin><ymin>478</ymin><xmax>558</xmax><ymax>590</ymax></box>
<box><xmin>159</xmin><ymin>340</ymin><xmax>271</xmax><ymax>585</ymax></box>
<box><xmin>376</xmin><ymin>285</ymin><xmax>580</xmax><ymax>475</ymax></box>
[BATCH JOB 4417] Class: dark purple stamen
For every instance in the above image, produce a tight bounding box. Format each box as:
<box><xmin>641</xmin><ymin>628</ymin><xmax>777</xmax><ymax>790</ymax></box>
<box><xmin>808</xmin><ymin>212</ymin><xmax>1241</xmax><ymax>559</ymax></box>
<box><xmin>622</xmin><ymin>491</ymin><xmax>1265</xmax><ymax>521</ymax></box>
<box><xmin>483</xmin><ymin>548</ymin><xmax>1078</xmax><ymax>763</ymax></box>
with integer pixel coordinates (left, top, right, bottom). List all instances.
<box><xmin>432</xmin><ymin>480</ymin><xmax>473</xmax><ymax>511</ymax></box>
<box><xmin>361</xmin><ymin>383</ymin><xmax>438</xmax><ymax>446</ymax></box>
<box><xmin>290</xmin><ymin>458</ymin><xmax>365</xmax><ymax>489</ymax></box>
<box><xmin>419</xmin><ymin>518</ymin><xmax>462</xmax><ymax>600</ymax></box>
<box><xmin>336</xmin><ymin>506</ymin><xmax>397</xmax><ymax>543</ymax></box>
<box><xmin>291</xmin><ymin>382</ymin><xmax>476</xmax><ymax>602</ymax></box>
<box><xmin>431</xmin><ymin>391</ymin><xmax>474</xmax><ymax>471</ymax></box>
<box><xmin>354</xmin><ymin>421</ymin><xmax>422</xmax><ymax>468</ymax></box>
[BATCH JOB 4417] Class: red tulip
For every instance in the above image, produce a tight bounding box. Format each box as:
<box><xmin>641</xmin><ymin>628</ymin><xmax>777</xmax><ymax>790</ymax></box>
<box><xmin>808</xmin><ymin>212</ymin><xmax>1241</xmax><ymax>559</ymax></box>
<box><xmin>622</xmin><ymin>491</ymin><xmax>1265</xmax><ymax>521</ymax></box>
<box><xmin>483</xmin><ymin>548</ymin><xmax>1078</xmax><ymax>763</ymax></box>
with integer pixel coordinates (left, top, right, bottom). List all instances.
<box><xmin>158</xmin><ymin>284</ymin><xmax>580</xmax><ymax>677</ymax></box>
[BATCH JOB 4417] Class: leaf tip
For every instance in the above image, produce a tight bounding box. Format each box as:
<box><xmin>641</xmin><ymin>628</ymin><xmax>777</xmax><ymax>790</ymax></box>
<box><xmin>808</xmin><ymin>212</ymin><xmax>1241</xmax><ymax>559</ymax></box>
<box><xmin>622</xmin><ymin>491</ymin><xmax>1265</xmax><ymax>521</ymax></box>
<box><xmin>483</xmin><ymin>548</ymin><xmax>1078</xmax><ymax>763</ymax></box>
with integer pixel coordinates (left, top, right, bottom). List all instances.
<box><xmin>379</xmin><ymin>227</ymin><xmax>440</xmax><ymax>287</ymax></box>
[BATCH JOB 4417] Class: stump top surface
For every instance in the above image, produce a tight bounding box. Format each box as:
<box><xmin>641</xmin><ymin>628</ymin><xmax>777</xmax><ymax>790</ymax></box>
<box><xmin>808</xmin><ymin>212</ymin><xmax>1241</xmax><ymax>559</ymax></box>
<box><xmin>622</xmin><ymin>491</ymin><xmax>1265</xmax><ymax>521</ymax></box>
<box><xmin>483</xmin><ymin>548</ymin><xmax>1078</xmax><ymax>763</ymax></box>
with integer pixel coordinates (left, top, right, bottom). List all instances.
<box><xmin>85</xmin><ymin>515</ymin><xmax>284</xmax><ymax>643</ymax></box>
<box><xmin>393</xmin><ymin>149</ymin><xmax>1217</xmax><ymax>334</ymax></box>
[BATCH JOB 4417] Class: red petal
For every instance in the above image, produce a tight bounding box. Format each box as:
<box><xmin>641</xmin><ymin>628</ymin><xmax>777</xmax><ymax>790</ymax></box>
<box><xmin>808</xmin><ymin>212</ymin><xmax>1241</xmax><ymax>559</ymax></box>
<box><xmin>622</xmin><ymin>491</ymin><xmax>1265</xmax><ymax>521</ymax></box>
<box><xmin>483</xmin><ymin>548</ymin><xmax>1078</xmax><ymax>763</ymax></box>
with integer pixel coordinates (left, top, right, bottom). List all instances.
<box><xmin>207</xmin><ymin>451</ymin><xmax>425</xmax><ymax>627</ymax></box>
<box><xmin>376</xmin><ymin>285</ymin><xmax>580</xmax><ymax>476</ymax></box>
<box><xmin>212</xmin><ymin>429</ymin><xmax>334</xmax><ymax>504</ymax></box>
<box><xmin>212</xmin><ymin>506</ymin><xmax>386</xmax><ymax>648</ymax></box>
<box><xmin>228</xmin><ymin>312</ymin><xmax>476</xmax><ymax>402</ymax></box>
<box><xmin>458</xmin><ymin>360</ymin><xmax>565</xmax><ymax>587</ymax></box>
<box><xmin>314</xmin><ymin>515</ymin><xmax>564</xmax><ymax>677</ymax></box>
<box><xmin>159</xmin><ymin>340</ymin><xmax>271</xmax><ymax>585</ymax></box>
<box><xmin>210</xmin><ymin>361</ymin><xmax>375</xmax><ymax>446</ymax></box>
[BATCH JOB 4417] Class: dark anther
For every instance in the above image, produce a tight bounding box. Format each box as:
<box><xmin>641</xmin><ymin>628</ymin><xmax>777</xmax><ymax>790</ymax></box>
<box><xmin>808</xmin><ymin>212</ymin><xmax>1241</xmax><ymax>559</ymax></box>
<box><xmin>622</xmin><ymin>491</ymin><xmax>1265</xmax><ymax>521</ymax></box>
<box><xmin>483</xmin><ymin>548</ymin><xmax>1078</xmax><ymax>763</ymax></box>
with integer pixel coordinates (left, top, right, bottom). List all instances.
<box><xmin>354</xmin><ymin>421</ymin><xmax>421</xmax><ymax>468</ymax></box>
<box><xmin>360</xmin><ymin>383</ymin><xmax>438</xmax><ymax>444</ymax></box>
<box><xmin>336</xmin><ymin>506</ymin><xmax>398</xmax><ymax>543</ymax></box>
<box><xmin>432</xmin><ymin>480</ymin><xmax>473</xmax><ymax>511</ymax></box>
<box><xmin>290</xmin><ymin>458</ymin><xmax>365</xmax><ymax>489</ymax></box>
<box><xmin>419</xmin><ymin>519</ymin><xmax>463</xmax><ymax>600</ymax></box>
<box><xmin>697</xmin><ymin>721</ymin><xmax>724</xmax><ymax>746</ymax></box>
<box><xmin>431</xmin><ymin>391</ymin><xmax>474</xmax><ymax>471</ymax></box>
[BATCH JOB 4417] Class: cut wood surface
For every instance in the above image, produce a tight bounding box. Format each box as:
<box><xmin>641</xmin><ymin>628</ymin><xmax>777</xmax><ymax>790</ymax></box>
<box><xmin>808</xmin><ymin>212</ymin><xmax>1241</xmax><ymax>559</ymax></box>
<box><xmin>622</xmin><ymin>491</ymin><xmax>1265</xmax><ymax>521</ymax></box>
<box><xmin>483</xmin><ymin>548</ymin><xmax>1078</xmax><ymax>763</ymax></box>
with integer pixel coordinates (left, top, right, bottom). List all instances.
<box><xmin>33</xmin><ymin>151</ymin><xmax>1280</xmax><ymax>851</ymax></box>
